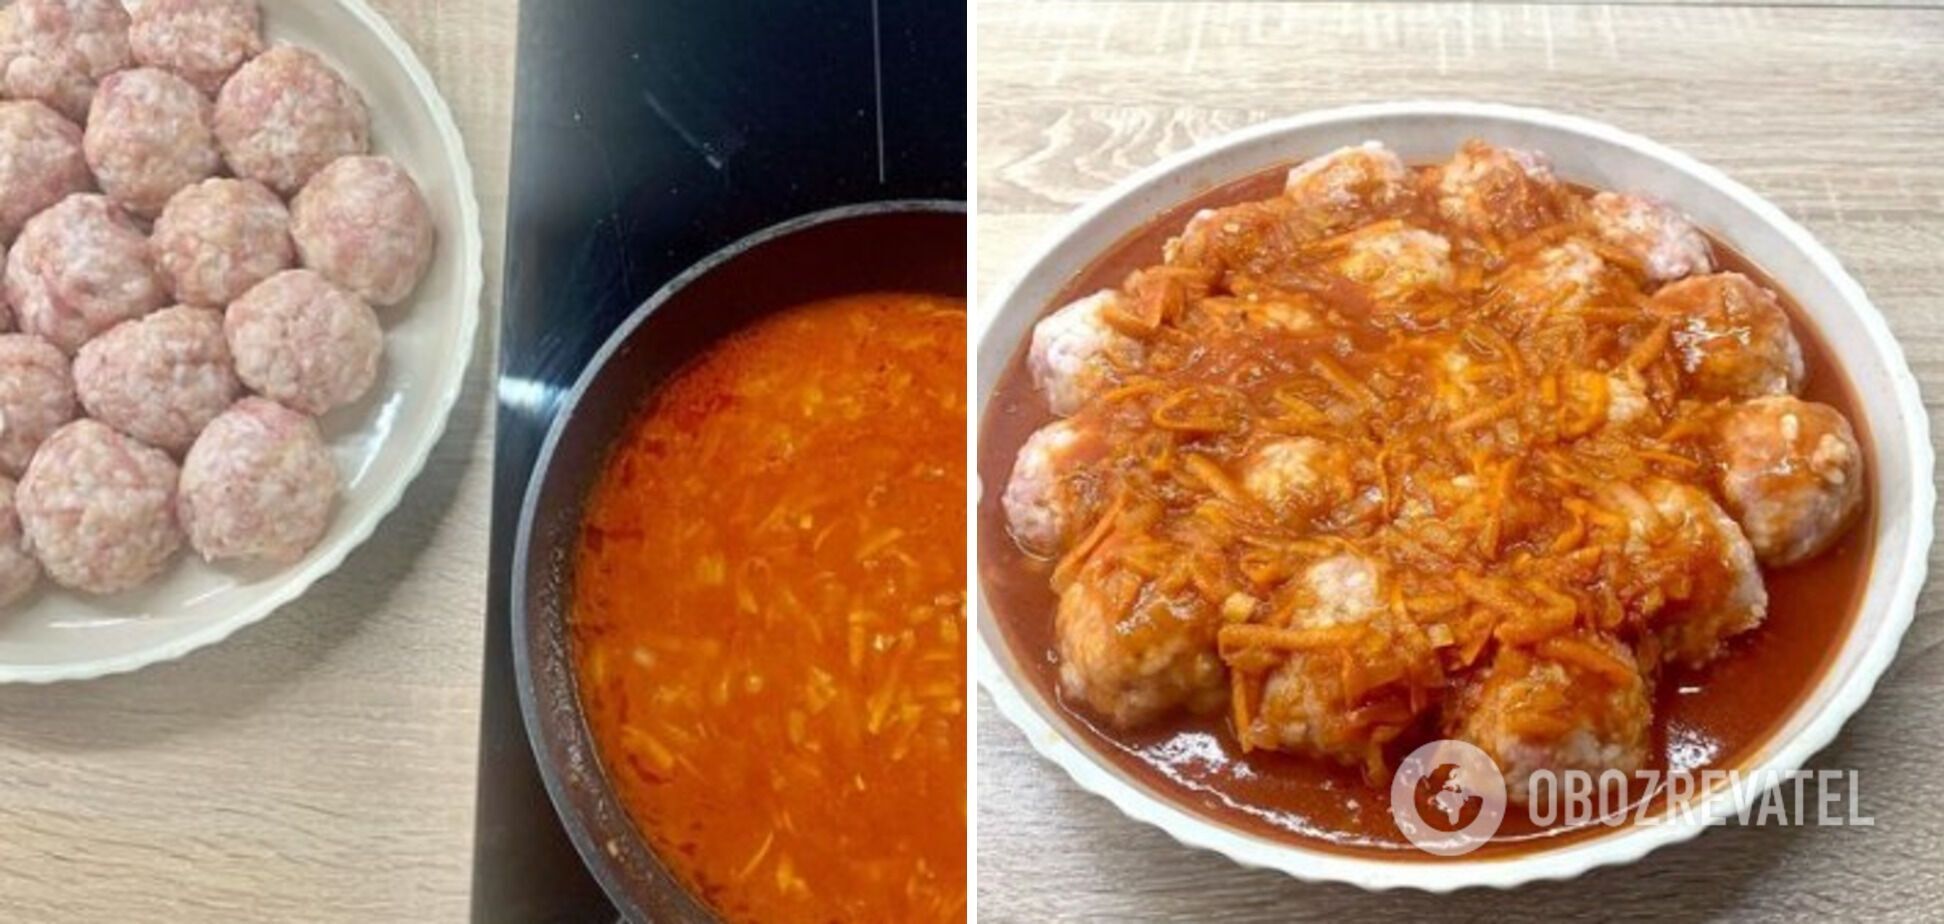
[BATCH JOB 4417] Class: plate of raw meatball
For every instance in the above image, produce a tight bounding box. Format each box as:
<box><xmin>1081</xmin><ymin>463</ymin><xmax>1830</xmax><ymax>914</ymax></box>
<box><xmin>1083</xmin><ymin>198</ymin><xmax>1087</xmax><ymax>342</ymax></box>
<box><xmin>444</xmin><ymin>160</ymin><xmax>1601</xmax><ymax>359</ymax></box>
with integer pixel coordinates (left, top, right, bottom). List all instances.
<box><xmin>0</xmin><ymin>0</ymin><xmax>483</xmax><ymax>683</ymax></box>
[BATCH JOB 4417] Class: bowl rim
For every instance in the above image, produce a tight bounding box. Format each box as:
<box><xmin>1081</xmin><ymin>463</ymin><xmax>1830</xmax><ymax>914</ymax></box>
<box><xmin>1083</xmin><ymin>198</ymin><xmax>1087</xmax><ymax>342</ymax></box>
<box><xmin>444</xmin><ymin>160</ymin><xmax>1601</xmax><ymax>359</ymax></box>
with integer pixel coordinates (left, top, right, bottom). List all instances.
<box><xmin>512</xmin><ymin>199</ymin><xmax>967</xmax><ymax>921</ymax></box>
<box><xmin>0</xmin><ymin>0</ymin><xmax>487</xmax><ymax>685</ymax></box>
<box><xmin>972</xmin><ymin>99</ymin><xmax>1935</xmax><ymax>891</ymax></box>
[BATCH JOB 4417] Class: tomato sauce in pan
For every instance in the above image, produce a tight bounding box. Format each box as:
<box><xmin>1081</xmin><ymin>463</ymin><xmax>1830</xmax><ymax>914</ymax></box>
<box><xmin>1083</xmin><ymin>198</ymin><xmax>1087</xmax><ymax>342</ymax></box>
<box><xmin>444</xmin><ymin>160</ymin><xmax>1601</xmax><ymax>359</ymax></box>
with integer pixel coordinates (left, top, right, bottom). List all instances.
<box><xmin>976</xmin><ymin>163</ymin><xmax>1874</xmax><ymax>857</ymax></box>
<box><xmin>576</xmin><ymin>294</ymin><xmax>967</xmax><ymax>919</ymax></box>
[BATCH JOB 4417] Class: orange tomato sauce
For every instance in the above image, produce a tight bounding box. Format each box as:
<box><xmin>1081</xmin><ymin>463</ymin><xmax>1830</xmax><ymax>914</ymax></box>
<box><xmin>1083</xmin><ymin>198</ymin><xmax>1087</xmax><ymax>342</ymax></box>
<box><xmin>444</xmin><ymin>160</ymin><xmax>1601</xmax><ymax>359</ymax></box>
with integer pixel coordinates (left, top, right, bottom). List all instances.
<box><xmin>573</xmin><ymin>294</ymin><xmax>967</xmax><ymax>922</ymax></box>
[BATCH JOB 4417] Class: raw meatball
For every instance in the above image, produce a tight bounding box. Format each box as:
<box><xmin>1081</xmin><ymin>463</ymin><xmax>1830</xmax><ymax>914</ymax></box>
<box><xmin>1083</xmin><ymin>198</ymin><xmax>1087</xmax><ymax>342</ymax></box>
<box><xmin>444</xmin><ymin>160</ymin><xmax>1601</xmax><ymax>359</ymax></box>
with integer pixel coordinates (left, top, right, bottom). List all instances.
<box><xmin>1001</xmin><ymin>418</ymin><xmax>1104</xmax><ymax>557</ymax></box>
<box><xmin>225</xmin><ymin>269</ymin><xmax>382</xmax><ymax>415</ymax></box>
<box><xmin>6</xmin><ymin>194</ymin><xmax>168</xmax><ymax>353</ymax></box>
<box><xmin>291</xmin><ymin>156</ymin><xmax>436</xmax><ymax>307</ymax></box>
<box><xmin>129</xmin><ymin>0</ymin><xmax>264</xmax><ymax>97</ymax></box>
<box><xmin>1432</xmin><ymin>140</ymin><xmax>1562</xmax><ymax>241</ymax></box>
<box><xmin>151</xmin><ymin>177</ymin><xmax>295</xmax><ymax>307</ymax></box>
<box><xmin>1589</xmin><ymin>192</ymin><xmax>1714</xmax><ymax>283</ymax></box>
<box><xmin>1490</xmin><ymin>238</ymin><xmax>1626</xmax><ymax>331</ymax></box>
<box><xmin>0</xmin><ymin>333</ymin><xmax>76</xmax><ymax>476</ymax></box>
<box><xmin>0</xmin><ymin>100</ymin><xmax>91</xmax><ymax>245</ymax></box>
<box><xmin>1649</xmin><ymin>272</ymin><xmax>1803</xmax><ymax>401</ymax></box>
<box><xmin>1232</xmin><ymin>555</ymin><xmax>1436</xmax><ymax>772</ymax></box>
<box><xmin>1056</xmin><ymin>550</ymin><xmax>1225</xmax><ymax>729</ymax></box>
<box><xmin>1028</xmin><ymin>289</ymin><xmax>1143</xmax><ymax>416</ymax></box>
<box><xmin>1714</xmin><ymin>396</ymin><xmax>1865</xmax><ymax>567</ymax></box>
<box><xmin>214</xmin><ymin>45</ymin><xmax>370</xmax><ymax>195</ymax></box>
<box><xmin>1240</xmin><ymin>437</ymin><xmax>1355</xmax><ymax>520</ymax></box>
<box><xmin>1281</xmin><ymin>141</ymin><xmax>1413</xmax><ymax>235</ymax></box>
<box><xmin>1449</xmin><ymin>634</ymin><xmax>1652</xmax><ymax>804</ymax></box>
<box><xmin>1610</xmin><ymin>479</ymin><xmax>1768</xmax><ymax>667</ymax></box>
<box><xmin>0</xmin><ymin>0</ymin><xmax>132</xmax><ymax>121</ymax></box>
<box><xmin>16</xmin><ymin>418</ymin><xmax>181</xmax><ymax>594</ymax></box>
<box><xmin>178</xmin><ymin>397</ymin><xmax>337</xmax><ymax>564</ymax></box>
<box><xmin>83</xmin><ymin>67</ymin><xmax>220</xmax><ymax>217</ymax></box>
<box><xmin>73</xmin><ymin>306</ymin><xmax>239</xmax><ymax>454</ymax></box>
<box><xmin>1329</xmin><ymin>224</ymin><xmax>1455</xmax><ymax>310</ymax></box>
<box><xmin>0</xmin><ymin>476</ymin><xmax>40</xmax><ymax>605</ymax></box>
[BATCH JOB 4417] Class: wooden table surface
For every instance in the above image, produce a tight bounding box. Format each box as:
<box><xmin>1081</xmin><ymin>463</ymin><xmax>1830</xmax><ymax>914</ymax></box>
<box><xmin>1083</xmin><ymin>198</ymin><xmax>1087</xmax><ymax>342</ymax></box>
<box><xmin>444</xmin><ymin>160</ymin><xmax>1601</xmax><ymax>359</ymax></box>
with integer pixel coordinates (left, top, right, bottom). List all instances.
<box><xmin>0</xmin><ymin>2</ymin><xmax>516</xmax><ymax>920</ymax></box>
<box><xmin>976</xmin><ymin>2</ymin><xmax>1944</xmax><ymax>920</ymax></box>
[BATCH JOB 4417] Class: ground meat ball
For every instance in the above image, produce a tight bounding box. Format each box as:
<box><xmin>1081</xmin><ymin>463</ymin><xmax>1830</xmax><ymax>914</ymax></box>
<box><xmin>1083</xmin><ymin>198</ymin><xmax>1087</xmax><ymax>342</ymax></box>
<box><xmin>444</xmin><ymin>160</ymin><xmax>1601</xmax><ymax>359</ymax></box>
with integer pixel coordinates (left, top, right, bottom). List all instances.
<box><xmin>1614</xmin><ymin>479</ymin><xmax>1769</xmax><ymax>667</ymax></box>
<box><xmin>84</xmin><ymin>67</ymin><xmax>220</xmax><ymax>217</ymax></box>
<box><xmin>1432</xmin><ymin>140</ymin><xmax>1562</xmax><ymax>242</ymax></box>
<box><xmin>291</xmin><ymin>155</ymin><xmax>436</xmax><ymax>307</ymax></box>
<box><xmin>1028</xmin><ymin>290</ymin><xmax>1143</xmax><ymax>416</ymax></box>
<box><xmin>1056</xmin><ymin>550</ymin><xmax>1226</xmax><ymax>729</ymax></box>
<box><xmin>1281</xmin><ymin>141</ymin><xmax>1414</xmax><ymax>235</ymax></box>
<box><xmin>0</xmin><ymin>333</ymin><xmax>75</xmax><ymax>476</ymax></box>
<box><xmin>6</xmin><ymin>194</ymin><xmax>168</xmax><ymax>353</ymax></box>
<box><xmin>0</xmin><ymin>101</ymin><xmax>91</xmax><ymax>245</ymax></box>
<box><xmin>151</xmin><ymin>177</ymin><xmax>295</xmax><ymax>307</ymax></box>
<box><xmin>1001</xmin><ymin>418</ymin><xmax>1105</xmax><ymax>556</ymax></box>
<box><xmin>0</xmin><ymin>476</ymin><xmax>39</xmax><ymax>605</ymax></box>
<box><xmin>214</xmin><ymin>45</ymin><xmax>370</xmax><ymax>196</ymax></box>
<box><xmin>1449</xmin><ymin>635</ymin><xmax>1652</xmax><ymax>804</ymax></box>
<box><xmin>178</xmin><ymin>396</ymin><xmax>337</xmax><ymax>564</ymax></box>
<box><xmin>1650</xmin><ymin>272</ymin><xmax>1803</xmax><ymax>401</ymax></box>
<box><xmin>1329</xmin><ymin>224</ymin><xmax>1455</xmax><ymax>311</ymax></box>
<box><xmin>0</xmin><ymin>0</ymin><xmax>131</xmax><ymax>121</ymax></box>
<box><xmin>225</xmin><ymin>269</ymin><xmax>382</xmax><ymax>415</ymax></box>
<box><xmin>1241</xmin><ymin>437</ymin><xmax>1356</xmax><ymax>521</ymax></box>
<box><xmin>74</xmin><ymin>306</ymin><xmax>239</xmax><ymax>454</ymax></box>
<box><xmin>1589</xmin><ymin>192</ymin><xmax>1714</xmax><ymax>283</ymax></box>
<box><xmin>17</xmin><ymin>418</ymin><xmax>181</xmax><ymax>594</ymax></box>
<box><xmin>129</xmin><ymin>0</ymin><xmax>264</xmax><ymax>97</ymax></box>
<box><xmin>1714</xmin><ymin>396</ymin><xmax>1866</xmax><ymax>567</ymax></box>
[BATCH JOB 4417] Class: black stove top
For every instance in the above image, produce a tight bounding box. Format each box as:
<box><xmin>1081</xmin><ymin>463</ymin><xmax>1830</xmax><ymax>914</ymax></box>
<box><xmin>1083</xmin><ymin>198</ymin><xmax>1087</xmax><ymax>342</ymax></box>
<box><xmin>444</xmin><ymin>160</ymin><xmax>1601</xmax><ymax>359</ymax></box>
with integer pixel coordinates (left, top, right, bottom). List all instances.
<box><xmin>470</xmin><ymin>2</ymin><xmax>965</xmax><ymax>921</ymax></box>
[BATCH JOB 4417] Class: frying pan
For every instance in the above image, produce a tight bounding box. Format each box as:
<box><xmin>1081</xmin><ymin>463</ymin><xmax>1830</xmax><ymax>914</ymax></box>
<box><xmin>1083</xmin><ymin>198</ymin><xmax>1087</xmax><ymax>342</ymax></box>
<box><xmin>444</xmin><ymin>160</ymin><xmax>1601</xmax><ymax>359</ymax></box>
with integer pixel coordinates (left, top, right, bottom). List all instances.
<box><xmin>512</xmin><ymin>200</ymin><xmax>966</xmax><ymax>921</ymax></box>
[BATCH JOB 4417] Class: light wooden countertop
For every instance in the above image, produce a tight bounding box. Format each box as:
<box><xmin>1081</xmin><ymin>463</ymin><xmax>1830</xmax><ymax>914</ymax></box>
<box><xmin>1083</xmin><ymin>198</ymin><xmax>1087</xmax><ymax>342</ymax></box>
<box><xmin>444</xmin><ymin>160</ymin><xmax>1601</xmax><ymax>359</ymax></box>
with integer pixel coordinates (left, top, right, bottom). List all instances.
<box><xmin>976</xmin><ymin>2</ymin><xmax>1944</xmax><ymax>920</ymax></box>
<box><xmin>0</xmin><ymin>2</ymin><xmax>515</xmax><ymax>920</ymax></box>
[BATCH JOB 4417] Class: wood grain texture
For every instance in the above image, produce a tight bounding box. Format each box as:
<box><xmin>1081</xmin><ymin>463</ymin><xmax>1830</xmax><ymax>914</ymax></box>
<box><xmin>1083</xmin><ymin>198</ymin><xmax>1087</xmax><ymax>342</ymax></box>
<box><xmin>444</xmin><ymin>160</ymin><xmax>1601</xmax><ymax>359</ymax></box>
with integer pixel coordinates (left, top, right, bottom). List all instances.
<box><xmin>975</xmin><ymin>2</ymin><xmax>1944</xmax><ymax>921</ymax></box>
<box><xmin>0</xmin><ymin>2</ymin><xmax>515</xmax><ymax>921</ymax></box>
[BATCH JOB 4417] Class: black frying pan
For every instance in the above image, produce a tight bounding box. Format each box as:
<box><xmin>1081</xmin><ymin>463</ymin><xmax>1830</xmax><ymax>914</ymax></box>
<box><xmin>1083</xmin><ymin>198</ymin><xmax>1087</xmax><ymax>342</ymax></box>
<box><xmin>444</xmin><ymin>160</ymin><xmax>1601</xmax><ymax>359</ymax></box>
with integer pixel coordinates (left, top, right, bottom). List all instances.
<box><xmin>512</xmin><ymin>200</ymin><xmax>966</xmax><ymax>921</ymax></box>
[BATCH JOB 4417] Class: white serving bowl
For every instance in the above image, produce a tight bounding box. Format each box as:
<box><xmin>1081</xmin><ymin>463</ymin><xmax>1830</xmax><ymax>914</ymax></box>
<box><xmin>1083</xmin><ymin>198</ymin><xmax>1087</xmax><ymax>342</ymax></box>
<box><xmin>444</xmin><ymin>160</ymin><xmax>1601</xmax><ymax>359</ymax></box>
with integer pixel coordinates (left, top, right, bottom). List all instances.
<box><xmin>0</xmin><ymin>0</ymin><xmax>483</xmax><ymax>683</ymax></box>
<box><xmin>974</xmin><ymin>101</ymin><xmax>1933</xmax><ymax>891</ymax></box>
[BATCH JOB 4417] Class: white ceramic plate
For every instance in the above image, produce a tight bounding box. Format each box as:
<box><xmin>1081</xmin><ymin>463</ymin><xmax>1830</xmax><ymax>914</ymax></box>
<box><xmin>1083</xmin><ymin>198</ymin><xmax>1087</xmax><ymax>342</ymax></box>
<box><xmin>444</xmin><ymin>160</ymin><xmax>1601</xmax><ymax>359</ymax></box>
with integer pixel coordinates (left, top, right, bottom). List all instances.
<box><xmin>0</xmin><ymin>0</ymin><xmax>483</xmax><ymax>683</ymax></box>
<box><xmin>974</xmin><ymin>102</ymin><xmax>1934</xmax><ymax>890</ymax></box>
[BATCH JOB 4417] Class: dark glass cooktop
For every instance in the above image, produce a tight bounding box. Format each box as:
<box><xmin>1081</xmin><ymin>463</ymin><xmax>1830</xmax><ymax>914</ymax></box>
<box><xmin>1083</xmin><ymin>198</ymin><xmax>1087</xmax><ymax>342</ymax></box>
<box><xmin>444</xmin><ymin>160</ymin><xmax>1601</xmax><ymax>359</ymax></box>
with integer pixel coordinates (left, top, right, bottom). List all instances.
<box><xmin>470</xmin><ymin>2</ymin><xmax>965</xmax><ymax>921</ymax></box>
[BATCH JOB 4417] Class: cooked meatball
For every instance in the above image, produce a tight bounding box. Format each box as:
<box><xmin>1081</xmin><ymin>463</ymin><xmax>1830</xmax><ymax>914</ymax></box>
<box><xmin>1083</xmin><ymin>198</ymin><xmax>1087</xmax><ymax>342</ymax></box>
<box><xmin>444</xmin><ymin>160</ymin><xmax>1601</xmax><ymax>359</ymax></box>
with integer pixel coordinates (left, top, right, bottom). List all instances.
<box><xmin>83</xmin><ymin>67</ymin><xmax>220</xmax><ymax>217</ymax></box>
<box><xmin>214</xmin><ymin>45</ymin><xmax>370</xmax><ymax>195</ymax></box>
<box><xmin>0</xmin><ymin>333</ymin><xmax>76</xmax><ymax>476</ymax></box>
<box><xmin>1281</xmin><ymin>141</ymin><xmax>1413</xmax><ymax>234</ymax></box>
<box><xmin>151</xmin><ymin>177</ymin><xmax>295</xmax><ymax>307</ymax></box>
<box><xmin>1001</xmin><ymin>418</ymin><xmax>1103</xmax><ymax>557</ymax></box>
<box><xmin>225</xmin><ymin>269</ymin><xmax>382</xmax><ymax>416</ymax></box>
<box><xmin>1612</xmin><ymin>479</ymin><xmax>1768</xmax><ymax>667</ymax></box>
<box><xmin>1056</xmin><ymin>552</ymin><xmax>1225</xmax><ymax>729</ymax></box>
<box><xmin>0</xmin><ymin>0</ymin><xmax>131</xmax><ymax>121</ymax></box>
<box><xmin>1028</xmin><ymin>289</ymin><xmax>1142</xmax><ymax>416</ymax></box>
<box><xmin>1489</xmin><ymin>238</ymin><xmax>1619</xmax><ymax>331</ymax></box>
<box><xmin>1240</xmin><ymin>437</ymin><xmax>1354</xmax><ymax>519</ymax></box>
<box><xmin>1431</xmin><ymin>140</ymin><xmax>1562</xmax><ymax>241</ymax></box>
<box><xmin>17</xmin><ymin>418</ymin><xmax>181</xmax><ymax>594</ymax></box>
<box><xmin>1714</xmin><ymin>396</ymin><xmax>1865</xmax><ymax>567</ymax></box>
<box><xmin>0</xmin><ymin>100</ymin><xmax>90</xmax><ymax>245</ymax></box>
<box><xmin>0</xmin><ymin>476</ymin><xmax>40</xmax><ymax>605</ymax></box>
<box><xmin>6</xmin><ymin>194</ymin><xmax>168</xmax><ymax>353</ymax></box>
<box><xmin>129</xmin><ymin>0</ymin><xmax>264</xmax><ymax>97</ymax></box>
<box><xmin>290</xmin><ymin>155</ymin><xmax>436</xmax><ymax>307</ymax></box>
<box><xmin>1243</xmin><ymin>555</ymin><xmax>1433</xmax><ymax>770</ymax></box>
<box><xmin>1329</xmin><ymin>224</ymin><xmax>1455</xmax><ymax>310</ymax></box>
<box><xmin>73</xmin><ymin>306</ymin><xmax>239</xmax><ymax>454</ymax></box>
<box><xmin>178</xmin><ymin>397</ymin><xmax>337</xmax><ymax>564</ymax></box>
<box><xmin>1588</xmin><ymin>192</ymin><xmax>1714</xmax><ymax>283</ymax></box>
<box><xmin>1449</xmin><ymin>634</ymin><xmax>1652</xmax><ymax>804</ymax></box>
<box><xmin>1650</xmin><ymin>273</ymin><xmax>1803</xmax><ymax>401</ymax></box>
